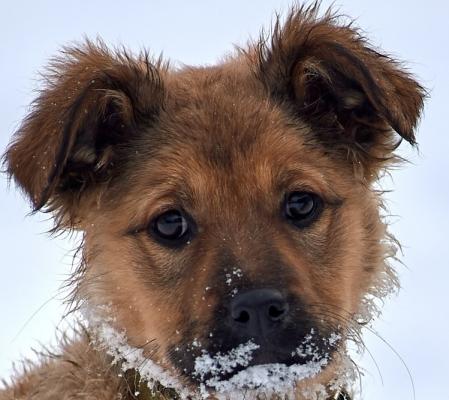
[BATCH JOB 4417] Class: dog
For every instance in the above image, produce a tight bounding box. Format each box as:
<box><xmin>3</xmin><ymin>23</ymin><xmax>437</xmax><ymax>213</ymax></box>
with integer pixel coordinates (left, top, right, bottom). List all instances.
<box><xmin>0</xmin><ymin>4</ymin><xmax>424</xmax><ymax>400</ymax></box>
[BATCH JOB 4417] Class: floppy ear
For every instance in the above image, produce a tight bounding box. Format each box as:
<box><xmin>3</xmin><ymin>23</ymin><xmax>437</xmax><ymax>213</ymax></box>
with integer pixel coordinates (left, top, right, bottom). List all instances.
<box><xmin>256</xmin><ymin>5</ymin><xmax>426</xmax><ymax>176</ymax></box>
<box><xmin>4</xmin><ymin>40</ymin><xmax>164</xmax><ymax>220</ymax></box>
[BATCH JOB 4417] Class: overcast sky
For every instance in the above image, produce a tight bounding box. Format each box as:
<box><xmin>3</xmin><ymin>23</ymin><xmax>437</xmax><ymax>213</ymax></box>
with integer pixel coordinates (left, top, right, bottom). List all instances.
<box><xmin>0</xmin><ymin>1</ymin><xmax>447</xmax><ymax>399</ymax></box>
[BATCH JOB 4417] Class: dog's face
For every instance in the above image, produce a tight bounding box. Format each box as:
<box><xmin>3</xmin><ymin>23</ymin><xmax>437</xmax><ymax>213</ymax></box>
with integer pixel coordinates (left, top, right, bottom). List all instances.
<box><xmin>80</xmin><ymin>84</ymin><xmax>373</xmax><ymax>380</ymax></box>
<box><xmin>4</xmin><ymin>7</ymin><xmax>424</xmax><ymax>394</ymax></box>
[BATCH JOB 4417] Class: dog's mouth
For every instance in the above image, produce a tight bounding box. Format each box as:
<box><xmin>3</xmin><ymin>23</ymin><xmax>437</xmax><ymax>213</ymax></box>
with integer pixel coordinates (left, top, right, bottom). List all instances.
<box><xmin>89</xmin><ymin>307</ymin><xmax>344</xmax><ymax>398</ymax></box>
<box><xmin>194</xmin><ymin>344</ymin><xmax>322</xmax><ymax>380</ymax></box>
<box><xmin>179</xmin><ymin>329</ymin><xmax>341</xmax><ymax>393</ymax></box>
<box><xmin>188</xmin><ymin>337</ymin><xmax>336</xmax><ymax>396</ymax></box>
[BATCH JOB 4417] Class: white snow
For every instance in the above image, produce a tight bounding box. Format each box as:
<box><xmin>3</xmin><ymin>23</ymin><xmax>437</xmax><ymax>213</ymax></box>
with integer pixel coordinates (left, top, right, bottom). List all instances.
<box><xmin>194</xmin><ymin>340</ymin><xmax>260</xmax><ymax>380</ymax></box>
<box><xmin>85</xmin><ymin>305</ymin><xmax>354</xmax><ymax>400</ymax></box>
<box><xmin>199</xmin><ymin>359</ymin><xmax>328</xmax><ymax>400</ymax></box>
<box><xmin>86</xmin><ymin>306</ymin><xmax>191</xmax><ymax>398</ymax></box>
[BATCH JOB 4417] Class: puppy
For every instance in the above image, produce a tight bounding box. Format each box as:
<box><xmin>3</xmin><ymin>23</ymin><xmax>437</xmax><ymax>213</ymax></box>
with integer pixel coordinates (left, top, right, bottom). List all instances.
<box><xmin>1</xmin><ymin>4</ymin><xmax>424</xmax><ymax>400</ymax></box>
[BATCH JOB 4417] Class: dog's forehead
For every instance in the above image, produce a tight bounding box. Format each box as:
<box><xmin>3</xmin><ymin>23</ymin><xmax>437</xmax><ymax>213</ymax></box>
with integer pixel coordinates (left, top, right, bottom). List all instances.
<box><xmin>136</xmin><ymin>73</ymin><xmax>291</xmax><ymax>163</ymax></box>
<box><xmin>148</xmin><ymin>65</ymin><xmax>319</xmax><ymax>176</ymax></box>
<box><xmin>163</xmin><ymin>63</ymin><xmax>277</xmax><ymax>149</ymax></box>
<box><xmin>107</xmin><ymin>63</ymin><xmax>350</xmax><ymax>222</ymax></box>
<box><xmin>166</xmin><ymin>60</ymin><xmax>261</xmax><ymax>102</ymax></box>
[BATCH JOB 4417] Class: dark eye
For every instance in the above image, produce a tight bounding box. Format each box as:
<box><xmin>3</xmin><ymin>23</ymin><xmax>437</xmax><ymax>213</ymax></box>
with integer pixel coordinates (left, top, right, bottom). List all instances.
<box><xmin>150</xmin><ymin>209</ymin><xmax>192</xmax><ymax>247</ymax></box>
<box><xmin>284</xmin><ymin>192</ymin><xmax>323</xmax><ymax>228</ymax></box>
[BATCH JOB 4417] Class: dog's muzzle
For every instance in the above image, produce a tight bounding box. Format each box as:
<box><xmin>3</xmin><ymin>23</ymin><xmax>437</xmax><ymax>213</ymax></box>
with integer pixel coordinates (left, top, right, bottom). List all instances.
<box><xmin>229</xmin><ymin>288</ymin><xmax>289</xmax><ymax>339</ymax></box>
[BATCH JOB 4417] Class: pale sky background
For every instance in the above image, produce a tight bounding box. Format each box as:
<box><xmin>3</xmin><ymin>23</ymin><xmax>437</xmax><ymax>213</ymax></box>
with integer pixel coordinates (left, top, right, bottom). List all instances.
<box><xmin>0</xmin><ymin>1</ymin><xmax>447</xmax><ymax>399</ymax></box>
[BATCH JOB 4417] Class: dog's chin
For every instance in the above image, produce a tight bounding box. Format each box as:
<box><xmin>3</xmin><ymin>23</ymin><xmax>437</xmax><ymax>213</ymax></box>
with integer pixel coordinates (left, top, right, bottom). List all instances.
<box><xmin>174</xmin><ymin>339</ymin><xmax>337</xmax><ymax>390</ymax></box>
<box><xmin>197</xmin><ymin>351</ymin><xmax>310</xmax><ymax>385</ymax></box>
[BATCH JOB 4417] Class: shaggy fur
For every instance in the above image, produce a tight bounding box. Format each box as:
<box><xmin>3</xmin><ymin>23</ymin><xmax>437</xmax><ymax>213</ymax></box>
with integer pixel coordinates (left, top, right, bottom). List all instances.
<box><xmin>1</xmin><ymin>4</ymin><xmax>424</xmax><ymax>400</ymax></box>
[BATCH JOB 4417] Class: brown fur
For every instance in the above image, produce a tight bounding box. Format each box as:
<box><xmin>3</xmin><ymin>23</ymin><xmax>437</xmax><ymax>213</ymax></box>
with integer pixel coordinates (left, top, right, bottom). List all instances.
<box><xmin>1</xmin><ymin>4</ymin><xmax>424</xmax><ymax>400</ymax></box>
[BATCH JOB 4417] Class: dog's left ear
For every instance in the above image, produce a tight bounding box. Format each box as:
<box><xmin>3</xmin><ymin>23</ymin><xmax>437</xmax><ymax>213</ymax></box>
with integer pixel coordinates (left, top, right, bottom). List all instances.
<box><xmin>4</xmin><ymin>40</ymin><xmax>164</xmax><ymax>223</ymax></box>
<box><xmin>256</xmin><ymin>6</ymin><xmax>426</xmax><ymax>176</ymax></box>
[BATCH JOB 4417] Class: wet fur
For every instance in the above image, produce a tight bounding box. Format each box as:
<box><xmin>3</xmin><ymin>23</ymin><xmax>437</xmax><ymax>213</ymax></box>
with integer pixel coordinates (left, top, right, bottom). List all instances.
<box><xmin>1</xmin><ymin>4</ymin><xmax>424</xmax><ymax>400</ymax></box>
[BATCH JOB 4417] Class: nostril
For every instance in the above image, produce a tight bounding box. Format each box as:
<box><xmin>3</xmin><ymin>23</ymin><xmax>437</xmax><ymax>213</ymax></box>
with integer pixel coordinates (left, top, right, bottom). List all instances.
<box><xmin>229</xmin><ymin>289</ymin><xmax>289</xmax><ymax>335</ymax></box>
<box><xmin>268</xmin><ymin>303</ymin><xmax>287</xmax><ymax>321</ymax></box>
<box><xmin>234</xmin><ymin>309</ymin><xmax>250</xmax><ymax>323</ymax></box>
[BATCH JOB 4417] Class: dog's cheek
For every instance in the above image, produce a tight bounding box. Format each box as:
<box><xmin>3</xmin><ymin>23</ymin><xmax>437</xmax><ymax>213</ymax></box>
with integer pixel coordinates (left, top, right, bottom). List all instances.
<box><xmin>77</xmin><ymin>229</ymin><xmax>180</xmax><ymax>361</ymax></box>
<box><xmin>96</xmin><ymin>239</ymin><xmax>217</xmax><ymax>365</ymax></box>
<box><xmin>327</xmin><ymin>193</ymin><xmax>390</xmax><ymax>315</ymax></box>
<box><xmin>277</xmin><ymin>193</ymin><xmax>386</xmax><ymax>328</ymax></box>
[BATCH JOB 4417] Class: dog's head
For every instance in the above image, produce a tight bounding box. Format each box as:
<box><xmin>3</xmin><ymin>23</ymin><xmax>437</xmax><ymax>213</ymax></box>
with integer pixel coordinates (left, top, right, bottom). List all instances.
<box><xmin>4</xmin><ymin>6</ymin><xmax>424</xmax><ymax>396</ymax></box>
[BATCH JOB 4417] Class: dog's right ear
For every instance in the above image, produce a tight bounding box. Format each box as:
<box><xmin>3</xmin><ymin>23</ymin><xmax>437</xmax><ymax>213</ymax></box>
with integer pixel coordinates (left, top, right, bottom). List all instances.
<box><xmin>253</xmin><ymin>5</ymin><xmax>425</xmax><ymax>178</ymax></box>
<box><xmin>4</xmin><ymin>40</ymin><xmax>164</xmax><ymax>221</ymax></box>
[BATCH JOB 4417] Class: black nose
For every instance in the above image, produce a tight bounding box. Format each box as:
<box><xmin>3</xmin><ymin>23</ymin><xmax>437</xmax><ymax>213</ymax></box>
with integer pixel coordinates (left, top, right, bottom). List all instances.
<box><xmin>229</xmin><ymin>289</ymin><xmax>289</xmax><ymax>338</ymax></box>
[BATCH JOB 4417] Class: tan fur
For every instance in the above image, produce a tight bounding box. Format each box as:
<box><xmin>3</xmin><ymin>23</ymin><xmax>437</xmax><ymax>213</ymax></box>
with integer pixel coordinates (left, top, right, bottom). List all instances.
<box><xmin>0</xmin><ymin>334</ymin><xmax>126</xmax><ymax>400</ymax></box>
<box><xmin>1</xmin><ymin>4</ymin><xmax>424</xmax><ymax>400</ymax></box>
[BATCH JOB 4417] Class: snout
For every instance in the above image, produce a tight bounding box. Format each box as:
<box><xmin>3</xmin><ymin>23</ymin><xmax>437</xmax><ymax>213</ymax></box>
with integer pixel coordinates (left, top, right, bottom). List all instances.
<box><xmin>229</xmin><ymin>288</ymin><xmax>289</xmax><ymax>339</ymax></box>
<box><xmin>171</xmin><ymin>283</ymin><xmax>341</xmax><ymax>385</ymax></box>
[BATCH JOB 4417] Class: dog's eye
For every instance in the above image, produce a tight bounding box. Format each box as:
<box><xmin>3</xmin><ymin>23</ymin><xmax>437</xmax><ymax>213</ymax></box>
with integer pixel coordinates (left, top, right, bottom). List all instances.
<box><xmin>284</xmin><ymin>192</ymin><xmax>323</xmax><ymax>228</ymax></box>
<box><xmin>150</xmin><ymin>209</ymin><xmax>191</xmax><ymax>246</ymax></box>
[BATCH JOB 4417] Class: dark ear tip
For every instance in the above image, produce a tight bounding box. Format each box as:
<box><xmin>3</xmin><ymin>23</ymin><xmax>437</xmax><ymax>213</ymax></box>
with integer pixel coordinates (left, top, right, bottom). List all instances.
<box><xmin>33</xmin><ymin>196</ymin><xmax>48</xmax><ymax>212</ymax></box>
<box><xmin>0</xmin><ymin>155</ymin><xmax>9</xmax><ymax>177</ymax></box>
<box><xmin>3</xmin><ymin>143</ymin><xmax>51</xmax><ymax>212</ymax></box>
<box><xmin>395</xmin><ymin>130</ymin><xmax>417</xmax><ymax>147</ymax></box>
<box><xmin>403</xmin><ymin>132</ymin><xmax>417</xmax><ymax>146</ymax></box>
